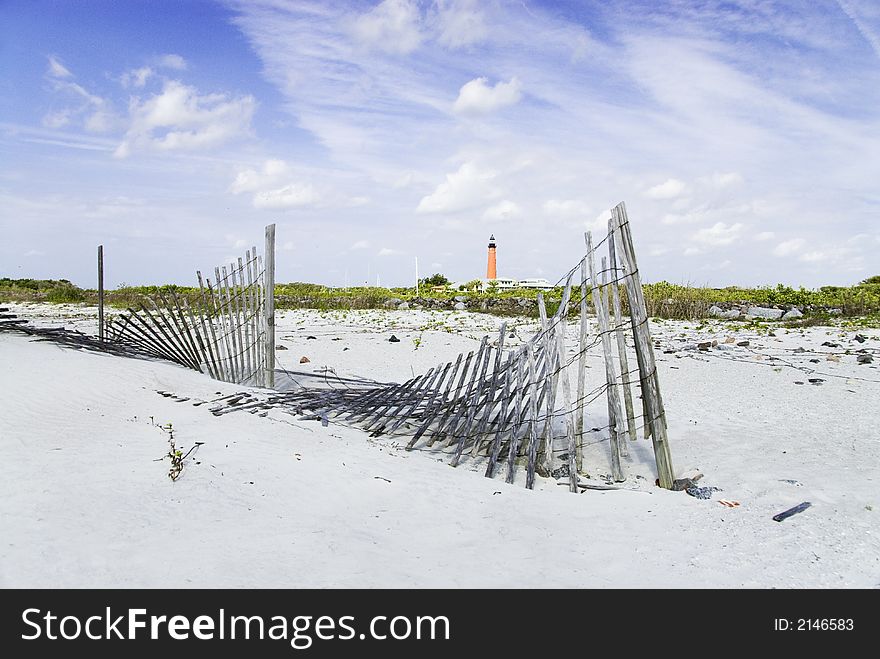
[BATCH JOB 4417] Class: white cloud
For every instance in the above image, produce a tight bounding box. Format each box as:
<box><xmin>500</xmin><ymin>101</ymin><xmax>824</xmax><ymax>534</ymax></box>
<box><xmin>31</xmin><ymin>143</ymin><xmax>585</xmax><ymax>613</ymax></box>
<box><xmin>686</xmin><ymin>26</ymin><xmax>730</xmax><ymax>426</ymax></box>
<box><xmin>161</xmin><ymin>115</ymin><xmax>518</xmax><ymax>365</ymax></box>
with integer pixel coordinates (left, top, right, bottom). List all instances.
<box><xmin>773</xmin><ymin>238</ymin><xmax>806</xmax><ymax>257</ymax></box>
<box><xmin>799</xmin><ymin>250</ymin><xmax>828</xmax><ymax>262</ymax></box>
<box><xmin>252</xmin><ymin>183</ymin><xmax>318</xmax><ymax>210</ymax></box>
<box><xmin>42</xmin><ymin>110</ymin><xmax>71</xmax><ymax>129</ymax></box>
<box><xmin>416</xmin><ymin>161</ymin><xmax>499</xmax><ymax>213</ymax></box>
<box><xmin>378</xmin><ymin>247</ymin><xmax>402</xmax><ymax>256</ymax></box>
<box><xmin>352</xmin><ymin>0</ymin><xmax>422</xmax><ymax>54</ymax></box>
<box><xmin>47</xmin><ymin>55</ymin><xmax>72</xmax><ymax>79</ymax></box>
<box><xmin>453</xmin><ymin>77</ymin><xmax>522</xmax><ymax>114</ymax></box>
<box><xmin>645</xmin><ymin>178</ymin><xmax>686</xmax><ymax>200</ymax></box>
<box><xmin>156</xmin><ymin>54</ymin><xmax>187</xmax><ymax>70</ymax></box>
<box><xmin>691</xmin><ymin>222</ymin><xmax>744</xmax><ymax>246</ymax></box>
<box><xmin>482</xmin><ymin>199</ymin><xmax>521</xmax><ymax>222</ymax></box>
<box><xmin>115</xmin><ymin>81</ymin><xmax>255</xmax><ymax>157</ymax></box>
<box><xmin>542</xmin><ymin>199</ymin><xmax>591</xmax><ymax>219</ymax></box>
<box><xmin>350</xmin><ymin>239</ymin><xmax>371</xmax><ymax>250</ymax></box>
<box><xmin>703</xmin><ymin>171</ymin><xmax>744</xmax><ymax>188</ymax></box>
<box><xmin>434</xmin><ymin>0</ymin><xmax>487</xmax><ymax>48</ymax></box>
<box><xmin>121</xmin><ymin>66</ymin><xmax>153</xmax><ymax>89</ymax></box>
<box><xmin>754</xmin><ymin>231</ymin><xmax>776</xmax><ymax>241</ymax></box>
<box><xmin>229</xmin><ymin>159</ymin><xmax>289</xmax><ymax>194</ymax></box>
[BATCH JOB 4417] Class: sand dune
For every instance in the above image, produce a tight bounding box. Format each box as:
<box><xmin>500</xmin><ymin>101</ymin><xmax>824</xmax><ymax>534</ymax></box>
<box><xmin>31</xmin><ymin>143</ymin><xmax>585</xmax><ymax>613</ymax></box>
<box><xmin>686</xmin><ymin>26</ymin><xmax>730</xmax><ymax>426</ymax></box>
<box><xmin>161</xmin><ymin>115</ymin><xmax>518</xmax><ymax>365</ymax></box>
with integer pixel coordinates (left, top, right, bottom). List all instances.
<box><xmin>1</xmin><ymin>303</ymin><xmax>878</xmax><ymax>587</ymax></box>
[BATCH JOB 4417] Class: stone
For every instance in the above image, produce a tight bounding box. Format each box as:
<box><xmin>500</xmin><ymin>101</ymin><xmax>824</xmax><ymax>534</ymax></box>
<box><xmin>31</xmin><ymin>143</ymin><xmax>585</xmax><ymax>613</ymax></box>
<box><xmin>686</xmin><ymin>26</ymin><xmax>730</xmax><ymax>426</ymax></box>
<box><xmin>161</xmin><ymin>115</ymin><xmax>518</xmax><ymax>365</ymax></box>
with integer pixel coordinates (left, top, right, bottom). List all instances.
<box><xmin>718</xmin><ymin>309</ymin><xmax>741</xmax><ymax>319</ymax></box>
<box><xmin>793</xmin><ymin>347</ymin><xmax>806</xmax><ymax>353</ymax></box>
<box><xmin>808</xmin><ymin>378</ymin><xmax>824</xmax><ymax>385</ymax></box>
<box><xmin>821</xmin><ymin>341</ymin><xmax>840</xmax><ymax>348</ymax></box>
<box><xmin>454</xmin><ymin>295</ymin><xmax>468</xmax><ymax>303</ymax></box>
<box><xmin>723</xmin><ymin>336</ymin><xmax>736</xmax><ymax>344</ymax></box>
<box><xmin>697</xmin><ymin>341</ymin><xmax>712</xmax><ymax>351</ymax></box>
<box><xmin>826</xmin><ymin>354</ymin><xmax>840</xmax><ymax>362</ymax></box>
<box><xmin>855</xmin><ymin>334</ymin><xmax>867</xmax><ymax>343</ymax></box>
<box><xmin>708</xmin><ymin>305</ymin><xmax>724</xmax><ymax>316</ymax></box>
<box><xmin>276</xmin><ymin>345</ymin><xmax>288</xmax><ymax>350</ymax></box>
<box><xmin>857</xmin><ymin>354</ymin><xmax>873</xmax><ymax>364</ymax></box>
<box><xmin>736</xmin><ymin>340</ymin><xmax>750</xmax><ymax>347</ymax></box>
<box><xmin>306</xmin><ymin>335</ymin><xmax>317</xmax><ymax>340</ymax></box>
<box><xmin>383</xmin><ymin>298</ymin><xmax>401</xmax><ymax>309</ymax></box>
<box><xmin>388</xmin><ymin>335</ymin><xmax>400</xmax><ymax>343</ymax></box>
<box><xmin>397</xmin><ymin>301</ymin><xmax>410</xmax><ymax>310</ymax></box>
<box><xmin>747</xmin><ymin>306</ymin><xmax>784</xmax><ymax>320</ymax></box>
<box><xmin>299</xmin><ymin>356</ymin><xmax>310</xmax><ymax>363</ymax></box>
<box><xmin>454</xmin><ymin>302</ymin><xmax>466</xmax><ymax>310</ymax></box>
<box><xmin>782</xmin><ymin>307</ymin><xmax>803</xmax><ymax>320</ymax></box>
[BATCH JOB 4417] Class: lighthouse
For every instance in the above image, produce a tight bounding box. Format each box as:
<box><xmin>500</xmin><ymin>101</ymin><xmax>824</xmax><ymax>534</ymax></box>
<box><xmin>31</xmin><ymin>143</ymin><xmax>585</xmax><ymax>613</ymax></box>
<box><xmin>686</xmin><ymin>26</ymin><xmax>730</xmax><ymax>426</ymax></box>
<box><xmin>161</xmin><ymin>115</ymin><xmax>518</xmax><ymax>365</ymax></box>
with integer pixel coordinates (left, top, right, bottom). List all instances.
<box><xmin>486</xmin><ymin>234</ymin><xmax>497</xmax><ymax>280</ymax></box>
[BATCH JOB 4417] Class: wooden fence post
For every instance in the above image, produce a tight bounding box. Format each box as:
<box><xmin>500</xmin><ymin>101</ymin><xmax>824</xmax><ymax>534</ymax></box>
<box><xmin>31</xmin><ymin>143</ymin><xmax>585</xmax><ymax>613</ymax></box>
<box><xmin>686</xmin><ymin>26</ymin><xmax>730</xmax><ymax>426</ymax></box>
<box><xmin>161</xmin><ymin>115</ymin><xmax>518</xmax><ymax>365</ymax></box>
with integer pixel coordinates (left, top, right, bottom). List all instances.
<box><xmin>265</xmin><ymin>223</ymin><xmax>276</xmax><ymax>388</ymax></box>
<box><xmin>97</xmin><ymin>245</ymin><xmax>104</xmax><ymax>342</ymax></box>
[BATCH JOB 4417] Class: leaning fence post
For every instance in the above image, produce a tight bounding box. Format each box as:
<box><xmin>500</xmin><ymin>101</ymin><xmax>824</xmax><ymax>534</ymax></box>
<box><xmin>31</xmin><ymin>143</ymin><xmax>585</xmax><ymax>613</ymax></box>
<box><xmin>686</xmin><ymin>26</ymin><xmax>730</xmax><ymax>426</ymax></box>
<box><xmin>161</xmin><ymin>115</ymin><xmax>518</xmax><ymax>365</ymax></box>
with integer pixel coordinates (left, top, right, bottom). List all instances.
<box><xmin>265</xmin><ymin>223</ymin><xmax>276</xmax><ymax>388</ymax></box>
<box><xmin>97</xmin><ymin>245</ymin><xmax>104</xmax><ymax>342</ymax></box>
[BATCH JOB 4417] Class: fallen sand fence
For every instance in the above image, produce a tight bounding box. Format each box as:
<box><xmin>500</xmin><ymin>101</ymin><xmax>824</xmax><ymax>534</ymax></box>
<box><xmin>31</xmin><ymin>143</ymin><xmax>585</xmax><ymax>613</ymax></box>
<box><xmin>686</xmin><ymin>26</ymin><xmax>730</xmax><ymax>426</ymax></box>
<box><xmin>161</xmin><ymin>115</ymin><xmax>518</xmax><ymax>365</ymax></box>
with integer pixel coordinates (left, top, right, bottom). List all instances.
<box><xmin>3</xmin><ymin>202</ymin><xmax>675</xmax><ymax>491</ymax></box>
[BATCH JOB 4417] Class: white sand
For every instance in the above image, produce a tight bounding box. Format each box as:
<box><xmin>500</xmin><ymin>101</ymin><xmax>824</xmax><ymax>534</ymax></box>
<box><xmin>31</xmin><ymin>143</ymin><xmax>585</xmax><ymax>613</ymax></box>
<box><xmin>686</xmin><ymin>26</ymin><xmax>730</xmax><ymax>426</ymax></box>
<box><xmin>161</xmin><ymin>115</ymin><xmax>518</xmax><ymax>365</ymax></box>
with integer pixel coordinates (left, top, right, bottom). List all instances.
<box><xmin>1</xmin><ymin>303</ymin><xmax>878</xmax><ymax>587</ymax></box>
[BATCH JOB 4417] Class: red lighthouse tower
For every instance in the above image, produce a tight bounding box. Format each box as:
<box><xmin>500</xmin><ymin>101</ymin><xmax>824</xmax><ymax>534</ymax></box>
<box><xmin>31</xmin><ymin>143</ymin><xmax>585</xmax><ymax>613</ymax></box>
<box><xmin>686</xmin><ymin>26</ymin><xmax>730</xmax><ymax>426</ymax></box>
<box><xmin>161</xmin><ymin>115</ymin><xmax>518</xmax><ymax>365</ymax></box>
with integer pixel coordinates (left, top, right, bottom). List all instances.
<box><xmin>486</xmin><ymin>234</ymin><xmax>497</xmax><ymax>280</ymax></box>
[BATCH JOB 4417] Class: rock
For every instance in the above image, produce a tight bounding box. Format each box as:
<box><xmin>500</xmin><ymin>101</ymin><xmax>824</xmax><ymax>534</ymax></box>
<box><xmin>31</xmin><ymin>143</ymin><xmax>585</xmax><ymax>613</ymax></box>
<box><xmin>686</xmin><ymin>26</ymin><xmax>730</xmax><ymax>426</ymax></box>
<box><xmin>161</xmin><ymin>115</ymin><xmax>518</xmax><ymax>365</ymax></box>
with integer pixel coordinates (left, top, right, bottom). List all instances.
<box><xmin>343</xmin><ymin>347</ymin><xmax>349</xmax><ymax>351</ymax></box>
<box><xmin>716</xmin><ymin>309</ymin><xmax>741</xmax><ymax>319</ymax></box>
<box><xmin>808</xmin><ymin>378</ymin><xmax>824</xmax><ymax>385</ymax></box>
<box><xmin>857</xmin><ymin>354</ymin><xmax>873</xmax><ymax>364</ymax></box>
<box><xmin>454</xmin><ymin>295</ymin><xmax>468</xmax><ymax>303</ymax></box>
<box><xmin>299</xmin><ymin>356</ymin><xmax>310</xmax><ymax>363</ymax></box>
<box><xmin>397</xmin><ymin>301</ymin><xmax>410</xmax><ymax>310</ymax></box>
<box><xmin>782</xmin><ymin>307</ymin><xmax>803</xmax><ymax>320</ymax></box>
<box><xmin>747</xmin><ymin>306</ymin><xmax>784</xmax><ymax>320</ymax></box>
<box><xmin>826</xmin><ymin>354</ymin><xmax>841</xmax><ymax>362</ymax></box>
<box><xmin>453</xmin><ymin>302</ymin><xmax>466</xmax><ymax>311</ymax></box>
<box><xmin>855</xmin><ymin>334</ymin><xmax>867</xmax><ymax>343</ymax></box>
<box><xmin>306</xmin><ymin>335</ymin><xmax>317</xmax><ymax>340</ymax></box>
<box><xmin>697</xmin><ymin>341</ymin><xmax>712</xmax><ymax>351</ymax></box>
<box><xmin>383</xmin><ymin>298</ymin><xmax>401</xmax><ymax>309</ymax></box>
<box><xmin>723</xmin><ymin>336</ymin><xmax>736</xmax><ymax>344</ymax></box>
<box><xmin>809</xmin><ymin>358</ymin><xmax>820</xmax><ymax>363</ymax></box>
<box><xmin>793</xmin><ymin>347</ymin><xmax>806</xmax><ymax>353</ymax></box>
<box><xmin>276</xmin><ymin>345</ymin><xmax>288</xmax><ymax>350</ymax></box>
<box><xmin>708</xmin><ymin>305</ymin><xmax>724</xmax><ymax>316</ymax></box>
<box><xmin>685</xmin><ymin>485</ymin><xmax>721</xmax><ymax>500</ymax></box>
<box><xmin>821</xmin><ymin>341</ymin><xmax>840</xmax><ymax>348</ymax></box>
<box><xmin>388</xmin><ymin>335</ymin><xmax>400</xmax><ymax>343</ymax></box>
<box><xmin>736</xmin><ymin>340</ymin><xmax>750</xmax><ymax>347</ymax></box>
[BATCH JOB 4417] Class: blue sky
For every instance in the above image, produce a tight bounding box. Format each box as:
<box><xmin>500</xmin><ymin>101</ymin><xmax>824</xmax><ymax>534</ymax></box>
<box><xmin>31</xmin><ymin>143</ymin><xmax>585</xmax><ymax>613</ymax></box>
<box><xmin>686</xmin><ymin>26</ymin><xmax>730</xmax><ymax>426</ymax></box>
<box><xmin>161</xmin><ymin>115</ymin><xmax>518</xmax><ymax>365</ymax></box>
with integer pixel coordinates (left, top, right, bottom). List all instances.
<box><xmin>1</xmin><ymin>0</ymin><xmax>878</xmax><ymax>289</ymax></box>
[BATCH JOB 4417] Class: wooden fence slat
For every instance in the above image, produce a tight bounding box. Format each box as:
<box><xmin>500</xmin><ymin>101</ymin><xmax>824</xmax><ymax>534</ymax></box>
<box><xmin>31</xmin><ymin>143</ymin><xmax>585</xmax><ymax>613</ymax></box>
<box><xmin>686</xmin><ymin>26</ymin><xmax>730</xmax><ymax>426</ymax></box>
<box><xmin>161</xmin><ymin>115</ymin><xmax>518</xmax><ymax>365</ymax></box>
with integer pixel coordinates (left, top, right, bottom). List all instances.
<box><xmin>586</xmin><ymin>232</ymin><xmax>624</xmax><ymax>482</ymax></box>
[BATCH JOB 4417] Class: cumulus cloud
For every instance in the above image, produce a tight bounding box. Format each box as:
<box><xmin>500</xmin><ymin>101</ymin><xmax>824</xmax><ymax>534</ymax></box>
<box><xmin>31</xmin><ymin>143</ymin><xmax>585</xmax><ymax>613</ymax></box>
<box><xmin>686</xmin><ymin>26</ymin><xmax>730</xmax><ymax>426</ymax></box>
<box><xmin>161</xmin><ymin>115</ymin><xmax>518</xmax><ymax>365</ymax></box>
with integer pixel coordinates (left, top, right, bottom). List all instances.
<box><xmin>773</xmin><ymin>238</ymin><xmax>806</xmax><ymax>257</ymax></box>
<box><xmin>416</xmin><ymin>161</ymin><xmax>499</xmax><ymax>213</ymax></box>
<box><xmin>754</xmin><ymin>231</ymin><xmax>776</xmax><ymax>241</ymax></box>
<box><xmin>378</xmin><ymin>247</ymin><xmax>402</xmax><ymax>256</ymax></box>
<box><xmin>253</xmin><ymin>183</ymin><xmax>318</xmax><ymax>209</ymax></box>
<box><xmin>115</xmin><ymin>81</ymin><xmax>255</xmax><ymax>157</ymax></box>
<box><xmin>353</xmin><ymin>0</ymin><xmax>422</xmax><ymax>54</ymax></box>
<box><xmin>350</xmin><ymin>239</ymin><xmax>371</xmax><ymax>250</ymax></box>
<box><xmin>229</xmin><ymin>159</ymin><xmax>289</xmax><ymax>194</ymax></box>
<box><xmin>542</xmin><ymin>199</ymin><xmax>591</xmax><ymax>219</ymax></box>
<box><xmin>482</xmin><ymin>199</ymin><xmax>521</xmax><ymax>222</ymax></box>
<box><xmin>645</xmin><ymin>178</ymin><xmax>686</xmax><ymax>199</ymax></box>
<box><xmin>434</xmin><ymin>0</ymin><xmax>487</xmax><ymax>48</ymax></box>
<box><xmin>121</xmin><ymin>66</ymin><xmax>153</xmax><ymax>89</ymax></box>
<box><xmin>453</xmin><ymin>77</ymin><xmax>522</xmax><ymax>114</ymax></box>
<box><xmin>230</xmin><ymin>159</ymin><xmax>320</xmax><ymax>210</ymax></box>
<box><xmin>156</xmin><ymin>54</ymin><xmax>187</xmax><ymax>70</ymax></box>
<box><xmin>703</xmin><ymin>171</ymin><xmax>744</xmax><ymax>188</ymax></box>
<box><xmin>691</xmin><ymin>221</ymin><xmax>744</xmax><ymax>246</ymax></box>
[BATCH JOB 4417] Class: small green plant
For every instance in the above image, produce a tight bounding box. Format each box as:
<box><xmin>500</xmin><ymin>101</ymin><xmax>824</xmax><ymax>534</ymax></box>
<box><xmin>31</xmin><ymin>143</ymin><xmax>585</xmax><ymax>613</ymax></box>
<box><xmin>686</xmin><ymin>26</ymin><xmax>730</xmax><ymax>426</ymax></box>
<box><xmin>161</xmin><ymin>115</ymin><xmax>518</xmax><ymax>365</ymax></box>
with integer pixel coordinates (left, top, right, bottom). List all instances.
<box><xmin>161</xmin><ymin>422</ymin><xmax>184</xmax><ymax>481</ymax></box>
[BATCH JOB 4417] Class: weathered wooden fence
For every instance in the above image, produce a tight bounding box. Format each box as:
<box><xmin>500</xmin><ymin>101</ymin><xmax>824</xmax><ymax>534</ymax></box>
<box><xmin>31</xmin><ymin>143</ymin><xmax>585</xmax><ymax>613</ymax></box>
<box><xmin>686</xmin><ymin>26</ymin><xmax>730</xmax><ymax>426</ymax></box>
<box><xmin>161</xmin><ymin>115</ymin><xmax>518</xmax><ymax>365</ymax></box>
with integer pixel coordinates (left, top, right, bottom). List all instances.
<box><xmin>21</xmin><ymin>203</ymin><xmax>673</xmax><ymax>491</ymax></box>
<box><xmin>106</xmin><ymin>224</ymin><xmax>276</xmax><ymax>388</ymax></box>
<box><xmin>209</xmin><ymin>202</ymin><xmax>676</xmax><ymax>490</ymax></box>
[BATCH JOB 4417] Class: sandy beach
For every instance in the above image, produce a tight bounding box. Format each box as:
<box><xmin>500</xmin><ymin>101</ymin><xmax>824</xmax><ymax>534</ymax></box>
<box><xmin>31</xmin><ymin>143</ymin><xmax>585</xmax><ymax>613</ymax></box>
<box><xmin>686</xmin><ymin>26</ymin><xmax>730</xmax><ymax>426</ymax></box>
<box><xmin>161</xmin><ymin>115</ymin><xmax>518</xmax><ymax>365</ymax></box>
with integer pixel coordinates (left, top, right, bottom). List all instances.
<box><xmin>1</xmin><ymin>303</ymin><xmax>878</xmax><ymax>587</ymax></box>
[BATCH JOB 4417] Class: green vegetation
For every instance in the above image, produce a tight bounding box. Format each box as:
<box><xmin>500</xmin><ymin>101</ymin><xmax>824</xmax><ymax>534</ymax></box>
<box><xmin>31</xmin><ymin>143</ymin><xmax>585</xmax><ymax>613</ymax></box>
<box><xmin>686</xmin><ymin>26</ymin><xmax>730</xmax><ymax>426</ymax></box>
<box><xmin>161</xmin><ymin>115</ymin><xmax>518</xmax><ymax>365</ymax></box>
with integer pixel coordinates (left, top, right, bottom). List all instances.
<box><xmin>419</xmin><ymin>273</ymin><xmax>450</xmax><ymax>288</ymax></box>
<box><xmin>2</xmin><ymin>275</ymin><xmax>878</xmax><ymax>323</ymax></box>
